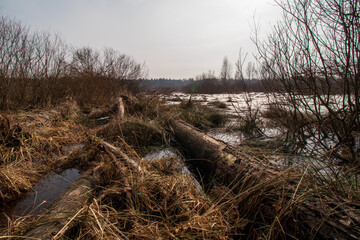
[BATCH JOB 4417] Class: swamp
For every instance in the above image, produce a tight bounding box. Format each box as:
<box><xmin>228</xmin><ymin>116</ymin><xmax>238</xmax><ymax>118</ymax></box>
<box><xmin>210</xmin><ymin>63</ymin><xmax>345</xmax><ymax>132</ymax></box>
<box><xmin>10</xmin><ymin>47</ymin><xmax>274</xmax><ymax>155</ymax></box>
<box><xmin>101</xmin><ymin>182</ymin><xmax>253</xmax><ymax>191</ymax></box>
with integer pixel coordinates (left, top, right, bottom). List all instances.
<box><xmin>1</xmin><ymin>92</ymin><xmax>359</xmax><ymax>239</ymax></box>
<box><xmin>1</xmin><ymin>0</ymin><xmax>360</xmax><ymax>239</ymax></box>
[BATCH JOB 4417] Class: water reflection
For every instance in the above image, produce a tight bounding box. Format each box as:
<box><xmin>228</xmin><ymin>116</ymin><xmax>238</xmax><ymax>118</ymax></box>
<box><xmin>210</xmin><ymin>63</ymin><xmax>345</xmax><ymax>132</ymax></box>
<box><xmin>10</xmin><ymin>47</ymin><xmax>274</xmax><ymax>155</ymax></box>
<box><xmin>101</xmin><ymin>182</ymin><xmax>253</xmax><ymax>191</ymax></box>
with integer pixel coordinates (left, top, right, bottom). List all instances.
<box><xmin>13</xmin><ymin>168</ymin><xmax>81</xmax><ymax>216</ymax></box>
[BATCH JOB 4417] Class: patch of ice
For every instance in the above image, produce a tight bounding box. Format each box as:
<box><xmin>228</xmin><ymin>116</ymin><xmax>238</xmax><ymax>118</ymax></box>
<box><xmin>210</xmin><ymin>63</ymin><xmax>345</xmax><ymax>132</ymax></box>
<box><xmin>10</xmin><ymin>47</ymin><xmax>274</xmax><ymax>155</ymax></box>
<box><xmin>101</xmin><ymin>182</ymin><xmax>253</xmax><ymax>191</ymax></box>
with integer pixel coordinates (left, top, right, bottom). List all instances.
<box><xmin>144</xmin><ymin>148</ymin><xmax>179</xmax><ymax>161</ymax></box>
<box><xmin>207</xmin><ymin>130</ymin><xmax>242</xmax><ymax>146</ymax></box>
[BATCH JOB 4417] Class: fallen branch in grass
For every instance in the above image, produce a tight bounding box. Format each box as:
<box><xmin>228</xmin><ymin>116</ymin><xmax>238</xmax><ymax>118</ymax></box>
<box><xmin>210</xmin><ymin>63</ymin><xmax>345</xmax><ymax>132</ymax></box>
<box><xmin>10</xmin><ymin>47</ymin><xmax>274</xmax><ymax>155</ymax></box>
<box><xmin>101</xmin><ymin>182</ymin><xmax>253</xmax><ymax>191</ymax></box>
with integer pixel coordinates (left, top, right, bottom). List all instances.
<box><xmin>98</xmin><ymin>139</ymin><xmax>144</xmax><ymax>173</ymax></box>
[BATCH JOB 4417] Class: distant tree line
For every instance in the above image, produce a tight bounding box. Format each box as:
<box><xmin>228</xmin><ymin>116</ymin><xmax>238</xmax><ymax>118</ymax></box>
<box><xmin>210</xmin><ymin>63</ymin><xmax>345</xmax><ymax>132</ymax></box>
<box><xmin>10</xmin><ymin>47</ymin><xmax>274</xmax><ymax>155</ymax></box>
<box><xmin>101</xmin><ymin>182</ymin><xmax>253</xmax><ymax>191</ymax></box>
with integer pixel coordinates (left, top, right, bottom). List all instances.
<box><xmin>0</xmin><ymin>16</ymin><xmax>147</xmax><ymax>110</ymax></box>
<box><xmin>141</xmin><ymin>77</ymin><xmax>265</xmax><ymax>94</ymax></box>
<box><xmin>141</xmin><ymin>79</ymin><xmax>192</xmax><ymax>90</ymax></box>
<box><xmin>181</xmin><ymin>77</ymin><xmax>264</xmax><ymax>94</ymax></box>
<box><xmin>181</xmin><ymin>55</ymin><xmax>265</xmax><ymax>94</ymax></box>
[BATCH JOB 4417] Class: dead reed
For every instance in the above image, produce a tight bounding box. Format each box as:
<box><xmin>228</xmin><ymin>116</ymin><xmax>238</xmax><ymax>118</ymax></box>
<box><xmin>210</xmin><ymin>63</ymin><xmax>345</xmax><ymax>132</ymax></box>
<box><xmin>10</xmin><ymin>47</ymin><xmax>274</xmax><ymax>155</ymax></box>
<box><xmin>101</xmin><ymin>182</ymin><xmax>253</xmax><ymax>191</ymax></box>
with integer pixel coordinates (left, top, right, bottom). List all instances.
<box><xmin>0</xmin><ymin>99</ymin><xmax>87</xmax><ymax>205</ymax></box>
<box><xmin>1</xmin><ymin>94</ymin><xmax>359</xmax><ymax>239</ymax></box>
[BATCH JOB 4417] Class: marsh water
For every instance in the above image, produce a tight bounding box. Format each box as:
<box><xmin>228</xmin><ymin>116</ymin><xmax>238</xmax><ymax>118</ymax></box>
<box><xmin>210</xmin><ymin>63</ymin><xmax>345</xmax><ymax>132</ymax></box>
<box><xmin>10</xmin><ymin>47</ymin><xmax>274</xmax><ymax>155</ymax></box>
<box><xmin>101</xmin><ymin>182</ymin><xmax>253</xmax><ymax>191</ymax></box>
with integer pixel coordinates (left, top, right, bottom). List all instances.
<box><xmin>162</xmin><ymin>92</ymin><xmax>354</xmax><ymax>178</ymax></box>
<box><xmin>163</xmin><ymin>92</ymin><xmax>271</xmax><ymax>146</ymax></box>
<box><xmin>1</xmin><ymin>168</ymin><xmax>81</xmax><ymax>223</ymax></box>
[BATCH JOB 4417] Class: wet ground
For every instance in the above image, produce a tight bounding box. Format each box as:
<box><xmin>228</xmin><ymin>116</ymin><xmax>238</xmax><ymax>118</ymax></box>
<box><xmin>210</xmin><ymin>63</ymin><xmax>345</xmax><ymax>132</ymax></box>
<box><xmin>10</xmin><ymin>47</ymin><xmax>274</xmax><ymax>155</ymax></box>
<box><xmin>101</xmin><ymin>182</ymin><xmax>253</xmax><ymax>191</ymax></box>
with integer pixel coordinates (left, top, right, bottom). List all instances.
<box><xmin>1</xmin><ymin>168</ymin><xmax>81</xmax><ymax>224</ymax></box>
<box><xmin>163</xmin><ymin>92</ymin><xmax>270</xmax><ymax>118</ymax></box>
<box><xmin>162</xmin><ymin>93</ymin><xmax>348</xmax><ymax>179</ymax></box>
<box><xmin>162</xmin><ymin>92</ymin><xmax>277</xmax><ymax>147</ymax></box>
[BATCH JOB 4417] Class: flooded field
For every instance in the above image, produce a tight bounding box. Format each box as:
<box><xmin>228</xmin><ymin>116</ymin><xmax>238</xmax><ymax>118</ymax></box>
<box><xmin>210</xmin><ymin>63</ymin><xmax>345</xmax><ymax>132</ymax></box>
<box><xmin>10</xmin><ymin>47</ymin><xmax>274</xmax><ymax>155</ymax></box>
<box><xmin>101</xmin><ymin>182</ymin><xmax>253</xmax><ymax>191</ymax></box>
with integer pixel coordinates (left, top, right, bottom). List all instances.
<box><xmin>0</xmin><ymin>94</ymin><xmax>358</xmax><ymax>239</ymax></box>
<box><xmin>161</xmin><ymin>92</ymin><xmax>275</xmax><ymax>147</ymax></box>
<box><xmin>163</xmin><ymin>92</ymin><xmax>270</xmax><ymax>117</ymax></box>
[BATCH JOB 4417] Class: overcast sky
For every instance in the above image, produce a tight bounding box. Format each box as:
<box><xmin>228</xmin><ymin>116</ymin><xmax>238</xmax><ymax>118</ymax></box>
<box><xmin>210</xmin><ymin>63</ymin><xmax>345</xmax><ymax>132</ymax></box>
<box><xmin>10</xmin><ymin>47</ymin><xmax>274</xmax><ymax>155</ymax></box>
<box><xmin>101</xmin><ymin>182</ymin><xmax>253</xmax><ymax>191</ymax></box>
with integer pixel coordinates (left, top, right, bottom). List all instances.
<box><xmin>0</xmin><ymin>0</ymin><xmax>282</xmax><ymax>79</ymax></box>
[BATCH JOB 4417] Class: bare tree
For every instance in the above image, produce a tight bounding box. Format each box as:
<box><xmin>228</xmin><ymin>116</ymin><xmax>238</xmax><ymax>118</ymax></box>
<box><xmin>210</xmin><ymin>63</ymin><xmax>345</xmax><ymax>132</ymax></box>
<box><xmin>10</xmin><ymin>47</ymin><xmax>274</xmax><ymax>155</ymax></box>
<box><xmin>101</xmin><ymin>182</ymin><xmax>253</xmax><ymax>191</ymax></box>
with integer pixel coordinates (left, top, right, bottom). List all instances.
<box><xmin>246</xmin><ymin>61</ymin><xmax>257</xmax><ymax>80</ymax></box>
<box><xmin>234</xmin><ymin>48</ymin><xmax>248</xmax><ymax>81</ymax></box>
<box><xmin>0</xmin><ymin>16</ymin><xmax>68</xmax><ymax>109</ymax></box>
<box><xmin>70</xmin><ymin>47</ymin><xmax>101</xmax><ymax>77</ymax></box>
<box><xmin>255</xmin><ymin>0</ymin><xmax>360</xmax><ymax>163</ymax></box>
<box><xmin>0</xmin><ymin>16</ymin><xmax>147</xmax><ymax>109</ymax></box>
<box><xmin>220</xmin><ymin>57</ymin><xmax>231</xmax><ymax>80</ymax></box>
<box><xmin>220</xmin><ymin>56</ymin><xmax>232</xmax><ymax>90</ymax></box>
<box><xmin>68</xmin><ymin>47</ymin><xmax>147</xmax><ymax>104</ymax></box>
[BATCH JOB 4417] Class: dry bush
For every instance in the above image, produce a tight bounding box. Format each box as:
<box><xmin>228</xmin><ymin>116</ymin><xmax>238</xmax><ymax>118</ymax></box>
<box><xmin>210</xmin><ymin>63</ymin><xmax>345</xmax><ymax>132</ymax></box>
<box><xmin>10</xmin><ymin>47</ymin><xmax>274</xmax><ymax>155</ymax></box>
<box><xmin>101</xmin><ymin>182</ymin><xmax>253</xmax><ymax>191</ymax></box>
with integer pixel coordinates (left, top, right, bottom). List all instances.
<box><xmin>256</xmin><ymin>0</ymin><xmax>360</xmax><ymax>164</ymax></box>
<box><xmin>262</xmin><ymin>103</ymin><xmax>316</xmax><ymax>152</ymax></box>
<box><xmin>231</xmin><ymin>94</ymin><xmax>264</xmax><ymax>138</ymax></box>
<box><xmin>0</xmin><ymin>16</ymin><xmax>146</xmax><ymax>110</ymax></box>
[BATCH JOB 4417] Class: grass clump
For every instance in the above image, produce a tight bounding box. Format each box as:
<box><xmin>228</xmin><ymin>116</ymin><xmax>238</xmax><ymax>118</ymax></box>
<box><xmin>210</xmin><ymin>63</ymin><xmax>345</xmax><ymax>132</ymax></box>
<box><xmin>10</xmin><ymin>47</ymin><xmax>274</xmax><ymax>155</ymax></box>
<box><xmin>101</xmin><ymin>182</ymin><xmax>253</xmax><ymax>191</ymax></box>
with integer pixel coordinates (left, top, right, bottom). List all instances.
<box><xmin>0</xmin><ymin>161</ymin><xmax>40</xmax><ymax>202</ymax></box>
<box><xmin>209</xmin><ymin>100</ymin><xmax>228</xmax><ymax>109</ymax></box>
<box><xmin>97</xmin><ymin>117</ymin><xmax>166</xmax><ymax>148</ymax></box>
<box><xmin>179</xmin><ymin>103</ymin><xmax>227</xmax><ymax>130</ymax></box>
<box><xmin>0</xmin><ymin>100</ymin><xmax>88</xmax><ymax>205</ymax></box>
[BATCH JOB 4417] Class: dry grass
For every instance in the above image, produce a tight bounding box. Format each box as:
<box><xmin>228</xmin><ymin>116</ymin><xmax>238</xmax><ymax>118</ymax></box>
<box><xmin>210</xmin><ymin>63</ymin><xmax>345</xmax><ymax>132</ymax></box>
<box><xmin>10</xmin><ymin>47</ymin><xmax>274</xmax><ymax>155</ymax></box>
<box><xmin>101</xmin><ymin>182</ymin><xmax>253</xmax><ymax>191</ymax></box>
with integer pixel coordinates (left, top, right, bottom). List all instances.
<box><xmin>1</xmin><ymin>94</ymin><xmax>359</xmax><ymax>239</ymax></box>
<box><xmin>178</xmin><ymin>103</ymin><xmax>227</xmax><ymax>130</ymax></box>
<box><xmin>0</xmin><ymin>99</ymin><xmax>88</xmax><ymax>204</ymax></box>
<box><xmin>79</xmin><ymin>157</ymin><xmax>230</xmax><ymax>239</ymax></box>
<box><xmin>0</xmin><ymin>161</ymin><xmax>40</xmax><ymax>202</ymax></box>
<box><xmin>98</xmin><ymin>117</ymin><xmax>166</xmax><ymax>148</ymax></box>
<box><xmin>57</xmin><ymin>148</ymin><xmax>351</xmax><ymax>239</ymax></box>
<box><xmin>16</xmin><ymin>147</ymin><xmax>230</xmax><ymax>240</ymax></box>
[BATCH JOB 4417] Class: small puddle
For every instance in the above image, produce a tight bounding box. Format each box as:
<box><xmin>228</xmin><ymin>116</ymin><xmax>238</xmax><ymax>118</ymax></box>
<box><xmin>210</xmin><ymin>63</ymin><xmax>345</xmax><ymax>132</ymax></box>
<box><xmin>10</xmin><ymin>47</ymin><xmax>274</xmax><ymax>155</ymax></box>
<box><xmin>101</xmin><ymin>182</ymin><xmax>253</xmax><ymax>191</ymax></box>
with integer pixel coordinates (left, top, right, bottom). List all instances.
<box><xmin>12</xmin><ymin>168</ymin><xmax>81</xmax><ymax>217</ymax></box>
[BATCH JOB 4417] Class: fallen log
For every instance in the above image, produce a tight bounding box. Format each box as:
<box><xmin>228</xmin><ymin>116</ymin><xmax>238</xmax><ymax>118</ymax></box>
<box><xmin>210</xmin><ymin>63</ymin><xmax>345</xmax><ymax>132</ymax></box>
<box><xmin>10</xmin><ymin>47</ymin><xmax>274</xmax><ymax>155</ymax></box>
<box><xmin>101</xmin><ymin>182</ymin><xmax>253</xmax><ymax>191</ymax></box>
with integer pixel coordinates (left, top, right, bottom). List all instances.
<box><xmin>170</xmin><ymin>119</ymin><xmax>360</xmax><ymax>239</ymax></box>
<box><xmin>22</xmin><ymin>172</ymin><xmax>94</xmax><ymax>240</ymax></box>
<box><xmin>170</xmin><ymin>119</ymin><xmax>276</xmax><ymax>185</ymax></box>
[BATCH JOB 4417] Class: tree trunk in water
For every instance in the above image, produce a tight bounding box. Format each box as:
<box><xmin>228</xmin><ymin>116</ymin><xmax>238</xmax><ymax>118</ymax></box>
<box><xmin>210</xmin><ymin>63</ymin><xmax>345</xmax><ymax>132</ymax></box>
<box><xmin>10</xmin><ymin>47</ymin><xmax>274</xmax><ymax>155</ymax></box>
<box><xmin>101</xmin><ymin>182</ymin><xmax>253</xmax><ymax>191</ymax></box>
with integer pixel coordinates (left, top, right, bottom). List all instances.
<box><xmin>22</xmin><ymin>173</ymin><xmax>94</xmax><ymax>240</ymax></box>
<box><xmin>170</xmin><ymin>120</ymin><xmax>276</xmax><ymax>185</ymax></box>
<box><xmin>170</xmin><ymin>119</ymin><xmax>360</xmax><ymax>239</ymax></box>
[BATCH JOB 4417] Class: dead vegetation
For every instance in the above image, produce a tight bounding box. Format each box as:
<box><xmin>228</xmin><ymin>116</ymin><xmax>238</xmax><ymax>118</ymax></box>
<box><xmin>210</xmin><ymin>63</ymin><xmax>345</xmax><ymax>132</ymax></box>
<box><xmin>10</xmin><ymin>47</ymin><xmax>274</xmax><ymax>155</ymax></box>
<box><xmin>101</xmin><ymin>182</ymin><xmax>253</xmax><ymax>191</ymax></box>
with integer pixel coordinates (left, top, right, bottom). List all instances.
<box><xmin>0</xmin><ymin>93</ymin><xmax>359</xmax><ymax>239</ymax></box>
<box><xmin>0</xmin><ymin>100</ymin><xmax>88</xmax><ymax>204</ymax></box>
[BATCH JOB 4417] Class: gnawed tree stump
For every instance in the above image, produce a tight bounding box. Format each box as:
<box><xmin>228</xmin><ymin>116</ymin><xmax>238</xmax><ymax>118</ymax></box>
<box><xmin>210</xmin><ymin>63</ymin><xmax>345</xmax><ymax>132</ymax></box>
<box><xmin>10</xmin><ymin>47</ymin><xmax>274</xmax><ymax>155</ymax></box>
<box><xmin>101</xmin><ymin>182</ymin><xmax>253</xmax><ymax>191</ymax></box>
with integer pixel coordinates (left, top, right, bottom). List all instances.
<box><xmin>22</xmin><ymin>173</ymin><xmax>94</xmax><ymax>240</ymax></box>
<box><xmin>170</xmin><ymin>119</ymin><xmax>360</xmax><ymax>239</ymax></box>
